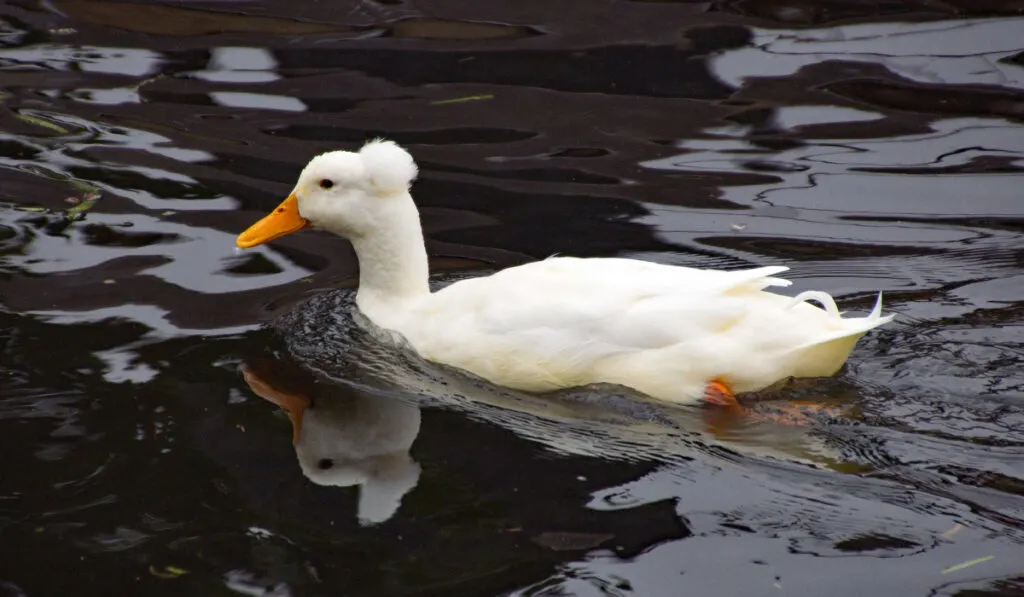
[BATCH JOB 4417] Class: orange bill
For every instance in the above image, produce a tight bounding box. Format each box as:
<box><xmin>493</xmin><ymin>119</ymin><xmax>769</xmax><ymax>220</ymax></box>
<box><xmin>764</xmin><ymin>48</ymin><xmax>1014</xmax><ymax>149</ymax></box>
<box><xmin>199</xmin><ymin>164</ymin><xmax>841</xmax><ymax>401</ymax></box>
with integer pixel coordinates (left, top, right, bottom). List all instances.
<box><xmin>236</xmin><ymin>193</ymin><xmax>310</xmax><ymax>248</ymax></box>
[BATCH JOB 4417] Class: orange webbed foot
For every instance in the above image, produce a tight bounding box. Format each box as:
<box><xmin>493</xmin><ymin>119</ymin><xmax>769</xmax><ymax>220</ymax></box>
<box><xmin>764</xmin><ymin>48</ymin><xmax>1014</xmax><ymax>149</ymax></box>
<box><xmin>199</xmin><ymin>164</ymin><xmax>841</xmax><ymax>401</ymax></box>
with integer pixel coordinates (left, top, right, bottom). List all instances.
<box><xmin>701</xmin><ymin>379</ymin><xmax>746</xmax><ymax>437</ymax></box>
<box><xmin>703</xmin><ymin>379</ymin><xmax>739</xmax><ymax>407</ymax></box>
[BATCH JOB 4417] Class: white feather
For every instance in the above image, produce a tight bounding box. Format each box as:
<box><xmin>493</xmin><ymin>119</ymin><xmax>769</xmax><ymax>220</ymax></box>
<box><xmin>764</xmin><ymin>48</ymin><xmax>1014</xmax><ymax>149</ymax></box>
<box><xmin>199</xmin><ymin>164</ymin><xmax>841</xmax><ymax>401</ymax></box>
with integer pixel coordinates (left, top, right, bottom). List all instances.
<box><xmin>359</xmin><ymin>139</ymin><xmax>417</xmax><ymax>193</ymax></box>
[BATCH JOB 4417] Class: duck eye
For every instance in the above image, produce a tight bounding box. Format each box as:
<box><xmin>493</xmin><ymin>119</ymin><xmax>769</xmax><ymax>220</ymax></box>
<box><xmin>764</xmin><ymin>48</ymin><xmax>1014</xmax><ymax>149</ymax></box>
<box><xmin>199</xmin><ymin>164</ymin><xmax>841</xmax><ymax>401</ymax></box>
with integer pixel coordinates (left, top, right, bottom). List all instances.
<box><xmin>319</xmin><ymin>179</ymin><xmax>334</xmax><ymax>190</ymax></box>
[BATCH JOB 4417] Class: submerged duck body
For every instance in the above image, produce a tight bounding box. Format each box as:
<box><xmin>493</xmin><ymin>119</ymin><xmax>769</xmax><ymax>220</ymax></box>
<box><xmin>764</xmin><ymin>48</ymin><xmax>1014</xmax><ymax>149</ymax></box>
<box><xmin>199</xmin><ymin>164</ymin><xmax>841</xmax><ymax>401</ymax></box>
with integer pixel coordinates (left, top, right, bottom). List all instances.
<box><xmin>238</xmin><ymin>140</ymin><xmax>893</xmax><ymax>405</ymax></box>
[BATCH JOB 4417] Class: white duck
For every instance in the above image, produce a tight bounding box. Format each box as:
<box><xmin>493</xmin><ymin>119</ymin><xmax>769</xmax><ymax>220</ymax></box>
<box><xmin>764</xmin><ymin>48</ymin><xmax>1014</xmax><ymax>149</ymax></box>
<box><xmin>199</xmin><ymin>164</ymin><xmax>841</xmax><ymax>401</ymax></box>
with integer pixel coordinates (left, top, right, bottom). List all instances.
<box><xmin>237</xmin><ymin>140</ymin><xmax>893</xmax><ymax>406</ymax></box>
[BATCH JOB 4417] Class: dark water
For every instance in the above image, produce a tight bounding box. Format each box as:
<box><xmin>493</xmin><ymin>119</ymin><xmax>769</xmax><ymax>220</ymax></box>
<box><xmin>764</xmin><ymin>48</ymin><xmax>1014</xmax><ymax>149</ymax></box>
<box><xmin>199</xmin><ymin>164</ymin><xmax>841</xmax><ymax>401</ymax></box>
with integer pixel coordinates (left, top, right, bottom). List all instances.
<box><xmin>2</xmin><ymin>1</ymin><xmax>1024</xmax><ymax>595</ymax></box>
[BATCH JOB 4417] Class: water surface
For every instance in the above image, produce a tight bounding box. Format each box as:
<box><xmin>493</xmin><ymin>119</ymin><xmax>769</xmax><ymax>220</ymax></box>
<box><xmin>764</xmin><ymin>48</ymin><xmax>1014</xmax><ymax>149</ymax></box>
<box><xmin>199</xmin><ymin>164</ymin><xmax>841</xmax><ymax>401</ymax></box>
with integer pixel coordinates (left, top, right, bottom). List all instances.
<box><xmin>1</xmin><ymin>1</ymin><xmax>1023</xmax><ymax>595</ymax></box>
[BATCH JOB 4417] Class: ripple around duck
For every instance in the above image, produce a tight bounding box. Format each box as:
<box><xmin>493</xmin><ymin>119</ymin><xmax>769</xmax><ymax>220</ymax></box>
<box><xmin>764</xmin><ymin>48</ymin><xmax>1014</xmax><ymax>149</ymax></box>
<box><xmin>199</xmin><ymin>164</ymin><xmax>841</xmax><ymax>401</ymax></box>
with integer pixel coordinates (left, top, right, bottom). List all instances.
<box><xmin>269</xmin><ymin>278</ymin><xmax>1024</xmax><ymax>516</ymax></box>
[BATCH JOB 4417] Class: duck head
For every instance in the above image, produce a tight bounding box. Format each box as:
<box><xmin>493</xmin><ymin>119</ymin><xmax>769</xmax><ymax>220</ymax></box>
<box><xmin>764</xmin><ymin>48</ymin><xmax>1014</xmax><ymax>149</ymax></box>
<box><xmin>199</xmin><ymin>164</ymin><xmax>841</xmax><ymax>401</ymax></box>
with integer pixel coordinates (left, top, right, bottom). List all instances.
<box><xmin>236</xmin><ymin>139</ymin><xmax>418</xmax><ymax>247</ymax></box>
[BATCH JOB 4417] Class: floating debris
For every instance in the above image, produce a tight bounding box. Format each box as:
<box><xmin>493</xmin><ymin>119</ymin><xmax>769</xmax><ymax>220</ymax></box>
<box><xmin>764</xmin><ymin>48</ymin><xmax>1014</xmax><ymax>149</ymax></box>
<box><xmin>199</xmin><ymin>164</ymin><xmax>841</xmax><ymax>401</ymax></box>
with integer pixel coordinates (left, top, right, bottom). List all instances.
<box><xmin>67</xmin><ymin>179</ymin><xmax>100</xmax><ymax>194</ymax></box>
<box><xmin>941</xmin><ymin>555</ymin><xmax>994</xmax><ymax>574</ymax></box>
<box><xmin>66</xmin><ymin>192</ymin><xmax>101</xmax><ymax>219</ymax></box>
<box><xmin>431</xmin><ymin>94</ymin><xmax>494</xmax><ymax>105</ymax></box>
<box><xmin>941</xmin><ymin>523</ymin><xmax>963</xmax><ymax>539</ymax></box>
<box><xmin>14</xmin><ymin>112</ymin><xmax>69</xmax><ymax>135</ymax></box>
<box><xmin>13</xmin><ymin>179</ymin><xmax>101</xmax><ymax>222</ymax></box>
<box><xmin>148</xmin><ymin>565</ymin><xmax>188</xmax><ymax>579</ymax></box>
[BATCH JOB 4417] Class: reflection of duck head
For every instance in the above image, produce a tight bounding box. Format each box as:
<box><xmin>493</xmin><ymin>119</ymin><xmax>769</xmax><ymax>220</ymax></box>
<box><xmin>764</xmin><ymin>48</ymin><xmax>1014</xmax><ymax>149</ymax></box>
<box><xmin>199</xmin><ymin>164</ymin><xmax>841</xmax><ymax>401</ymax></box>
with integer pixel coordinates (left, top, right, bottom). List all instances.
<box><xmin>295</xmin><ymin>391</ymin><xmax>421</xmax><ymax>525</ymax></box>
<box><xmin>242</xmin><ymin>365</ymin><xmax>421</xmax><ymax>525</ymax></box>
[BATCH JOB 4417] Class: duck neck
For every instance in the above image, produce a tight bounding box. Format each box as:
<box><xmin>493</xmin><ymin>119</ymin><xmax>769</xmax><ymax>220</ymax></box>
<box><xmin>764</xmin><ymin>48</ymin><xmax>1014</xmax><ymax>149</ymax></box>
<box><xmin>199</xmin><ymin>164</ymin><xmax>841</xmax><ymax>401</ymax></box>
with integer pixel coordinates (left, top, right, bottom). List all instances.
<box><xmin>349</xmin><ymin>193</ymin><xmax>431</xmax><ymax>325</ymax></box>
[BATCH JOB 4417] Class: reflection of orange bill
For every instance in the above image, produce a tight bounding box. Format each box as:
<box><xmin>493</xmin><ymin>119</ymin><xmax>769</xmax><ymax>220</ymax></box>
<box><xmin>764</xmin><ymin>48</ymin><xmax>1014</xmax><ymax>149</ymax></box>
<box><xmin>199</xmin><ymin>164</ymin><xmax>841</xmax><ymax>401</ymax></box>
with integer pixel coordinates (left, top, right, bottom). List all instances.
<box><xmin>241</xmin><ymin>366</ymin><xmax>309</xmax><ymax>445</ymax></box>
<box><xmin>236</xmin><ymin>193</ymin><xmax>309</xmax><ymax>248</ymax></box>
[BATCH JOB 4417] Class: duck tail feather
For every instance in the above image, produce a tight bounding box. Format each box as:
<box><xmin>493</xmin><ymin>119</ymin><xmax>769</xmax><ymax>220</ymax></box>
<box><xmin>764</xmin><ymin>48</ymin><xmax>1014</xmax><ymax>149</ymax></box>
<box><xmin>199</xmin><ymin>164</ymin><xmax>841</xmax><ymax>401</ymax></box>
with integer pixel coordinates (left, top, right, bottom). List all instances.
<box><xmin>869</xmin><ymin>291</ymin><xmax>884</xmax><ymax>321</ymax></box>
<box><xmin>786</xmin><ymin>290</ymin><xmax>841</xmax><ymax>318</ymax></box>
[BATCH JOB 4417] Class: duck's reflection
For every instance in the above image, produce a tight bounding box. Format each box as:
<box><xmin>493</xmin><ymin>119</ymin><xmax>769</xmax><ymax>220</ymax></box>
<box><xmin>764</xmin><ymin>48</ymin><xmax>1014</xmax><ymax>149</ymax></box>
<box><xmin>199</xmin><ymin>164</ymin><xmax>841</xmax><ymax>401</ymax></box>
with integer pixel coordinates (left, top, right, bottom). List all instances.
<box><xmin>242</xmin><ymin>363</ymin><xmax>421</xmax><ymax>526</ymax></box>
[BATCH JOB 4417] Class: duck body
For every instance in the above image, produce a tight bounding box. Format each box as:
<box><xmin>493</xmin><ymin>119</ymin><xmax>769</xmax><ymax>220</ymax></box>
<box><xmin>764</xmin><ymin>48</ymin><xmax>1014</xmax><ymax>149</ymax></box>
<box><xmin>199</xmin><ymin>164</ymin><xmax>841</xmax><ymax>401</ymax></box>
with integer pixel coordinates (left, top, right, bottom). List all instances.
<box><xmin>375</xmin><ymin>257</ymin><xmax>888</xmax><ymax>403</ymax></box>
<box><xmin>237</xmin><ymin>139</ymin><xmax>893</xmax><ymax>405</ymax></box>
